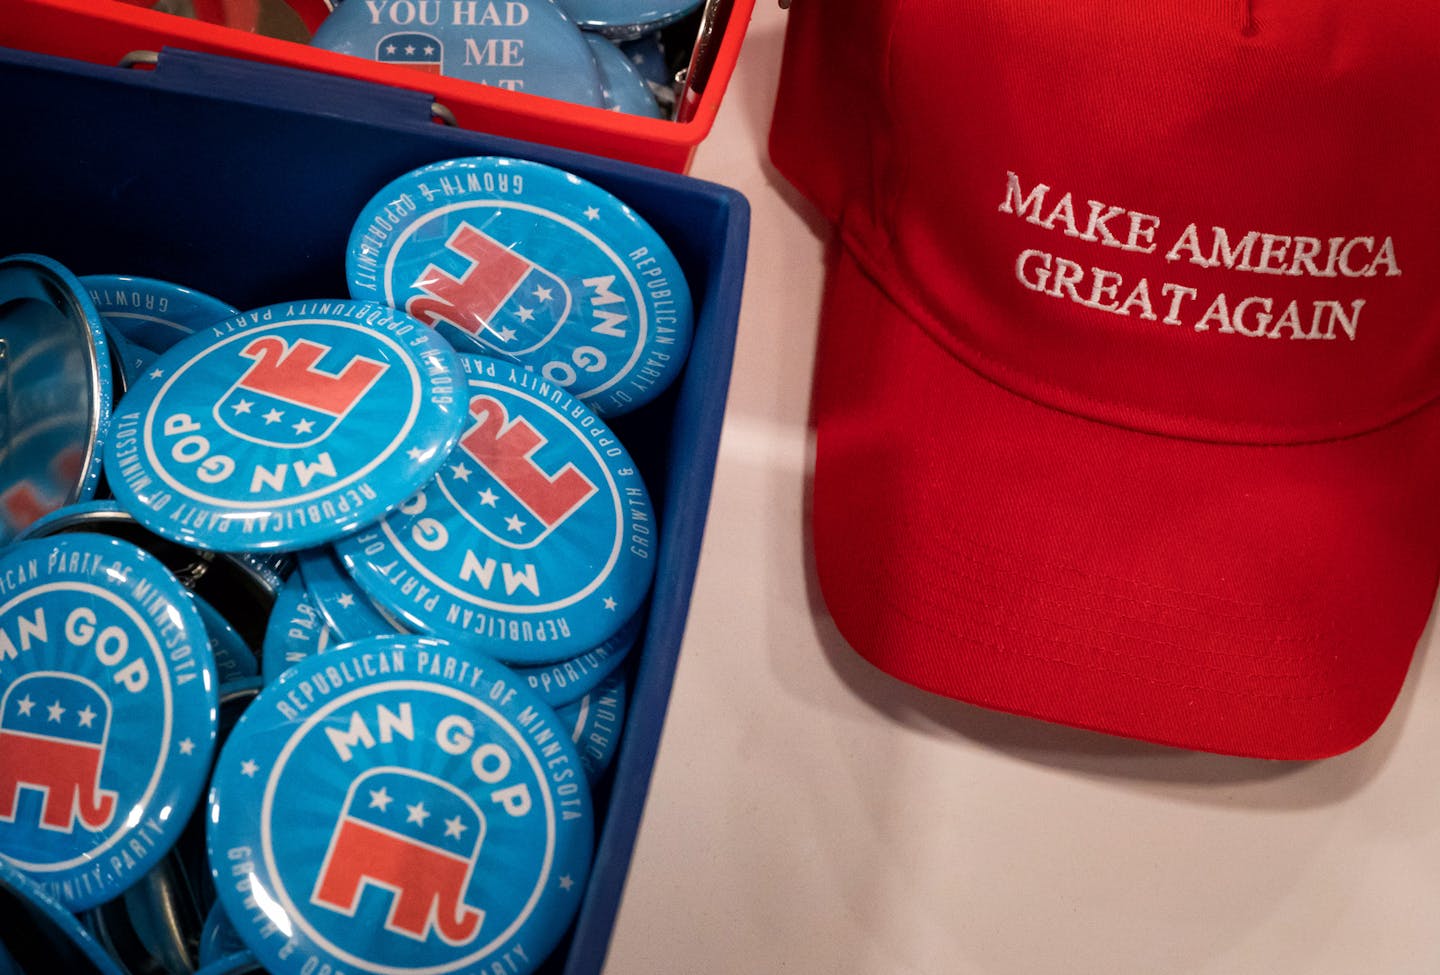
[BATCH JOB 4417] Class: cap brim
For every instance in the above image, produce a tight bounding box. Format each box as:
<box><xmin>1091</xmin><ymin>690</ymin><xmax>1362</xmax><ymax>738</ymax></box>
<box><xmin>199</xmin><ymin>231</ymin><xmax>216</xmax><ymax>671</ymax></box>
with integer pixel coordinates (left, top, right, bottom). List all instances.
<box><xmin>812</xmin><ymin>244</ymin><xmax>1440</xmax><ymax>760</ymax></box>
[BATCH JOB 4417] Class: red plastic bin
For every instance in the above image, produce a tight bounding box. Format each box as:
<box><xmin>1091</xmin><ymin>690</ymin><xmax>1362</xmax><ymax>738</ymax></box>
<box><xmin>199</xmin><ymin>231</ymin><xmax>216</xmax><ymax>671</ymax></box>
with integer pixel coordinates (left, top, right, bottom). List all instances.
<box><xmin>0</xmin><ymin>0</ymin><xmax>754</xmax><ymax>173</ymax></box>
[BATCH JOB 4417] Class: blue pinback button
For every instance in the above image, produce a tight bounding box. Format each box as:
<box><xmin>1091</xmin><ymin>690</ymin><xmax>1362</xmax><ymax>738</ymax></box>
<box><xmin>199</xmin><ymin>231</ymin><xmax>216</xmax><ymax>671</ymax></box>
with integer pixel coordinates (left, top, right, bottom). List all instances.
<box><xmin>236</xmin><ymin>550</ymin><xmax>293</xmax><ymax>597</ymax></box>
<box><xmin>0</xmin><ymin>860</ymin><xmax>127</xmax><ymax>974</ymax></box>
<box><xmin>81</xmin><ymin>275</ymin><xmax>239</xmax><ymax>355</ymax></box>
<box><xmin>0</xmin><ymin>534</ymin><xmax>219</xmax><ymax>910</ymax></box>
<box><xmin>514</xmin><ymin>606</ymin><xmax>641</xmax><ymax>707</ymax></box>
<box><xmin>555</xmin><ymin>0</ymin><xmax>700</xmax><ymax>34</ymax></box>
<box><xmin>347</xmin><ymin>156</ymin><xmax>694</xmax><ymax>417</ymax></box>
<box><xmin>191</xmin><ymin>592</ymin><xmax>259</xmax><ymax>686</ymax></box>
<box><xmin>311</xmin><ymin>0</ymin><xmax>605</xmax><ymax>108</ymax></box>
<box><xmin>619</xmin><ymin>31</ymin><xmax>673</xmax><ymax>89</ymax></box>
<box><xmin>15</xmin><ymin>499</ymin><xmax>281</xmax><ymax>653</ymax></box>
<box><xmin>335</xmin><ymin>355</ymin><xmax>657</xmax><ymax>664</ymax></box>
<box><xmin>556</xmin><ymin>669</ymin><xmax>627</xmax><ymax>785</ymax></box>
<box><xmin>297</xmin><ymin>546</ymin><xmax>409</xmax><ymax>642</ymax></box>
<box><xmin>585</xmin><ymin>32</ymin><xmax>664</xmax><ymax>117</ymax></box>
<box><xmin>103</xmin><ymin>323</ymin><xmax>157</xmax><ymax>392</ymax></box>
<box><xmin>103</xmin><ymin>300</ymin><xmax>466</xmax><ymax>553</ymax></box>
<box><xmin>199</xmin><ymin>901</ymin><xmax>252</xmax><ymax>967</ymax></box>
<box><xmin>261</xmin><ymin>571</ymin><xmax>341</xmax><ymax>683</ymax></box>
<box><xmin>206</xmin><ymin>637</ymin><xmax>593</xmax><ymax>975</ymax></box>
<box><xmin>0</xmin><ymin>254</ymin><xmax>112</xmax><ymax>539</ymax></box>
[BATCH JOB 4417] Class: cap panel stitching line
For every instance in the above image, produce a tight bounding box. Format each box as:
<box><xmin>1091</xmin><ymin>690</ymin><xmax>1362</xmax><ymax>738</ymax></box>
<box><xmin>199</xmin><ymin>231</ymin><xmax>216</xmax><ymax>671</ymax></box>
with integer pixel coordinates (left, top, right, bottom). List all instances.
<box><xmin>928</xmin><ymin>545</ymin><xmax>1341</xmax><ymax>648</ymax></box>
<box><xmin>863</xmin><ymin>586</ymin><xmax>1382</xmax><ymax>699</ymax></box>
<box><xmin>899</xmin><ymin>578</ymin><xmax>1318</xmax><ymax>683</ymax></box>
<box><xmin>876</xmin><ymin>599</ymin><xmax>1373</xmax><ymax>703</ymax></box>
<box><xmin>926</xmin><ymin>515</ymin><xmax>1353</xmax><ymax>624</ymax></box>
<box><xmin>836</xmin><ymin>219</ymin><xmax>1440</xmax><ymax>449</ymax></box>
<box><xmin>1237</xmin><ymin>0</ymin><xmax>1259</xmax><ymax>36</ymax></box>
<box><xmin>873</xmin><ymin>0</ymin><xmax>909</xmax><ymax>244</ymax></box>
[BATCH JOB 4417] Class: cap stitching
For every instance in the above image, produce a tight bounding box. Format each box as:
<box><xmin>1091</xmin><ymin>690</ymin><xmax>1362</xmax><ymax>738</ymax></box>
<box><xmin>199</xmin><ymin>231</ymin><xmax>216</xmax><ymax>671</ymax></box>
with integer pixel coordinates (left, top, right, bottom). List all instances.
<box><xmin>874</xmin><ymin>0</ymin><xmax>908</xmax><ymax>242</ymax></box>
<box><xmin>837</xmin><ymin>222</ymin><xmax>1440</xmax><ymax>449</ymax></box>
<box><xmin>870</xmin><ymin>588</ymin><xmax>1376</xmax><ymax>697</ymax></box>
<box><xmin>1237</xmin><ymin>0</ymin><xmax>1259</xmax><ymax>36</ymax></box>
<box><xmin>930</xmin><ymin>545</ymin><xmax>1339</xmax><ymax>647</ymax></box>
<box><xmin>928</xmin><ymin>520</ymin><xmax>1330</xmax><ymax>625</ymax></box>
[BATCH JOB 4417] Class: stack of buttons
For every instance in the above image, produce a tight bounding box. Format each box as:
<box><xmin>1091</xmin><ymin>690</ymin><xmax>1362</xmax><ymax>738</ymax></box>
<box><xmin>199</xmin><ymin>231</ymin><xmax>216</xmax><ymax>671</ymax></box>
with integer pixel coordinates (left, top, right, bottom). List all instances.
<box><xmin>0</xmin><ymin>154</ymin><xmax>695</xmax><ymax>974</ymax></box>
<box><xmin>308</xmin><ymin>0</ymin><xmax>703</xmax><ymax>117</ymax></box>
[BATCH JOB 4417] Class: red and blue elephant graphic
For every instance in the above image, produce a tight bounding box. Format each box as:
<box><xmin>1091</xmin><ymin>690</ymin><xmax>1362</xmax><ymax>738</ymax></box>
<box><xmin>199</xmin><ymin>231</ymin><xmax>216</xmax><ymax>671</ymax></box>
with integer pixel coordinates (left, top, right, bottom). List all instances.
<box><xmin>310</xmin><ymin>767</ymin><xmax>488</xmax><ymax>945</ymax></box>
<box><xmin>0</xmin><ymin>672</ymin><xmax>119</xmax><ymax>834</ymax></box>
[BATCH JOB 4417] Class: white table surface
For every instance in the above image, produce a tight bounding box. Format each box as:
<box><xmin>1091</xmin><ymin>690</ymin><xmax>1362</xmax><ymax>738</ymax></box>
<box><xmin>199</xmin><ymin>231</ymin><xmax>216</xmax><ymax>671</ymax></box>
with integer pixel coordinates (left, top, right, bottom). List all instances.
<box><xmin>602</xmin><ymin>4</ymin><xmax>1440</xmax><ymax>974</ymax></box>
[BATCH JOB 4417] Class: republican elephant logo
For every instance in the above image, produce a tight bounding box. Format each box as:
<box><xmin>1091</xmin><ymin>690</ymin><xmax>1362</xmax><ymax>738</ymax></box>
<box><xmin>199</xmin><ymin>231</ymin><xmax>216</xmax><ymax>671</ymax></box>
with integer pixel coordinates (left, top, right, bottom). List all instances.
<box><xmin>405</xmin><ymin>221</ymin><xmax>573</xmax><ymax>354</ymax></box>
<box><xmin>453</xmin><ymin>393</ymin><xmax>597</xmax><ymax>548</ymax></box>
<box><xmin>310</xmin><ymin>767</ymin><xmax>487</xmax><ymax>945</ymax></box>
<box><xmin>213</xmin><ymin>335</ymin><xmax>389</xmax><ymax>449</ymax></box>
<box><xmin>377</xmin><ymin>31</ymin><xmax>443</xmax><ymax>74</ymax></box>
<box><xmin>0</xmin><ymin>672</ymin><xmax>119</xmax><ymax>833</ymax></box>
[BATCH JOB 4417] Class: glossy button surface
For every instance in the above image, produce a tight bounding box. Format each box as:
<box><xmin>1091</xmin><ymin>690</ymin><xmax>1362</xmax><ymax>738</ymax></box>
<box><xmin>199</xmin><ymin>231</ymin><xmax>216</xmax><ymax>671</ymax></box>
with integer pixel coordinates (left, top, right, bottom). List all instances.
<box><xmin>557</xmin><ymin>669</ymin><xmax>627</xmax><ymax>785</ymax></box>
<box><xmin>81</xmin><ymin>275</ymin><xmax>238</xmax><ymax>354</ymax></box>
<box><xmin>586</xmin><ymin>32</ymin><xmax>664</xmax><ymax>117</ymax></box>
<box><xmin>297</xmin><ymin>546</ymin><xmax>407</xmax><ymax>642</ymax></box>
<box><xmin>311</xmin><ymin>0</ymin><xmax>605</xmax><ymax>107</ymax></box>
<box><xmin>347</xmin><ymin>156</ymin><xmax>694</xmax><ymax>416</ymax></box>
<box><xmin>103</xmin><ymin>300</ymin><xmax>465</xmax><ymax>553</ymax></box>
<box><xmin>207</xmin><ymin>637</ymin><xmax>593</xmax><ymax>975</ymax></box>
<box><xmin>260</xmin><ymin>571</ymin><xmax>339</xmax><ymax>683</ymax></box>
<box><xmin>0</xmin><ymin>534</ymin><xmax>218</xmax><ymax>910</ymax></box>
<box><xmin>513</xmin><ymin>606</ymin><xmax>641</xmax><ymax>707</ymax></box>
<box><xmin>336</xmin><ymin>355</ymin><xmax>657</xmax><ymax>663</ymax></box>
<box><xmin>0</xmin><ymin>254</ymin><xmax>111</xmax><ymax>541</ymax></box>
<box><xmin>555</xmin><ymin>0</ymin><xmax>701</xmax><ymax>34</ymax></box>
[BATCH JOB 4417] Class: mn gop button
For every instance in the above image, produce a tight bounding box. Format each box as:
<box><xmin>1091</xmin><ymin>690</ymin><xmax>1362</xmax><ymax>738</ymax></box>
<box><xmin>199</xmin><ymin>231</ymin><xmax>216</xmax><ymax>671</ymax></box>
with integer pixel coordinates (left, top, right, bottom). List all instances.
<box><xmin>81</xmin><ymin>275</ymin><xmax>238</xmax><ymax>354</ymax></box>
<box><xmin>297</xmin><ymin>546</ymin><xmax>408</xmax><ymax>642</ymax></box>
<box><xmin>336</xmin><ymin>355</ymin><xmax>657</xmax><ymax>664</ymax></box>
<box><xmin>103</xmin><ymin>300</ymin><xmax>465</xmax><ymax>553</ymax></box>
<box><xmin>513</xmin><ymin>607</ymin><xmax>641</xmax><ymax>708</ymax></box>
<box><xmin>261</xmin><ymin>572</ymin><xmax>339</xmax><ymax>684</ymax></box>
<box><xmin>103</xmin><ymin>324</ymin><xmax>157</xmax><ymax>392</ymax></box>
<box><xmin>347</xmin><ymin>156</ymin><xmax>694</xmax><ymax>416</ymax></box>
<box><xmin>619</xmin><ymin>32</ymin><xmax>672</xmax><ymax>91</ymax></box>
<box><xmin>556</xmin><ymin>670</ymin><xmax>627</xmax><ymax>785</ymax></box>
<box><xmin>14</xmin><ymin>500</ymin><xmax>282</xmax><ymax>652</ymax></box>
<box><xmin>0</xmin><ymin>534</ymin><xmax>218</xmax><ymax>910</ymax></box>
<box><xmin>191</xmin><ymin>592</ymin><xmax>259</xmax><ymax>686</ymax></box>
<box><xmin>207</xmin><ymin>637</ymin><xmax>593</xmax><ymax>975</ymax></box>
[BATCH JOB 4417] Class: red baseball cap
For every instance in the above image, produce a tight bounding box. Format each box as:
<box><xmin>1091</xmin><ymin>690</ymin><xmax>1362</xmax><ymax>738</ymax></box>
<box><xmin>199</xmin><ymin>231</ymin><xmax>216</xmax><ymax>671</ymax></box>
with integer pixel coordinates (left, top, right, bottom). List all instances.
<box><xmin>770</xmin><ymin>0</ymin><xmax>1440</xmax><ymax>758</ymax></box>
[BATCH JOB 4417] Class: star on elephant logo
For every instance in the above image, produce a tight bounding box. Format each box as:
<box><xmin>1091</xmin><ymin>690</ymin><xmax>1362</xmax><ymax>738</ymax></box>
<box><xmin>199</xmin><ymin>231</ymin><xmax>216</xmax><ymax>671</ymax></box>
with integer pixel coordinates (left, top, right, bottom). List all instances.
<box><xmin>0</xmin><ymin>672</ymin><xmax>119</xmax><ymax>834</ymax></box>
<box><xmin>310</xmin><ymin>766</ymin><xmax>487</xmax><ymax>945</ymax></box>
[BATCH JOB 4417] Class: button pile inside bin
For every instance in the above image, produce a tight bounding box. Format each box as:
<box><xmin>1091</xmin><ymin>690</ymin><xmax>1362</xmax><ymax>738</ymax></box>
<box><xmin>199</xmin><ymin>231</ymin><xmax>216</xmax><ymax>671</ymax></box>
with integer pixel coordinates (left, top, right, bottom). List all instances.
<box><xmin>0</xmin><ymin>155</ymin><xmax>693</xmax><ymax>975</ymax></box>
<box><xmin>305</xmin><ymin>0</ymin><xmax>701</xmax><ymax>118</ymax></box>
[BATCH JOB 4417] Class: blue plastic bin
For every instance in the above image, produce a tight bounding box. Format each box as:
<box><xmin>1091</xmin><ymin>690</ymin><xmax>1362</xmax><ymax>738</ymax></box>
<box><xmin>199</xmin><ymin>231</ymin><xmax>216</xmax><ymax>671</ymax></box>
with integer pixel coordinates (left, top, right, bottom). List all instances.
<box><xmin>0</xmin><ymin>45</ymin><xmax>748</xmax><ymax>975</ymax></box>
